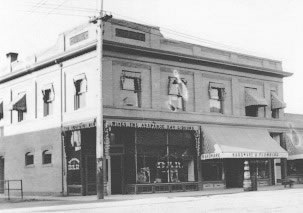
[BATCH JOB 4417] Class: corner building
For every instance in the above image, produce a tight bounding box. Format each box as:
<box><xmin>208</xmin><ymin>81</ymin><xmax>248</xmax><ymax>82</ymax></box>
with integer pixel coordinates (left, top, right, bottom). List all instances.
<box><xmin>0</xmin><ymin>18</ymin><xmax>298</xmax><ymax>196</ymax></box>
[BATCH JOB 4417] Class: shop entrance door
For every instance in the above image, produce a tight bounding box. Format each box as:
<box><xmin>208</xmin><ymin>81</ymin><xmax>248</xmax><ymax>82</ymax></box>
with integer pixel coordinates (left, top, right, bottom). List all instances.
<box><xmin>111</xmin><ymin>155</ymin><xmax>123</xmax><ymax>194</ymax></box>
<box><xmin>225</xmin><ymin>159</ymin><xmax>244</xmax><ymax>188</ymax></box>
<box><xmin>85</xmin><ymin>155</ymin><xmax>96</xmax><ymax>195</ymax></box>
<box><xmin>0</xmin><ymin>157</ymin><xmax>4</xmax><ymax>193</ymax></box>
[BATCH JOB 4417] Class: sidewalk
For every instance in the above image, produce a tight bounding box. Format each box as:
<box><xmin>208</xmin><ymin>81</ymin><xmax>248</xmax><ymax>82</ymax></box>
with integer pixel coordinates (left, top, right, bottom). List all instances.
<box><xmin>1</xmin><ymin>184</ymin><xmax>303</xmax><ymax>203</ymax></box>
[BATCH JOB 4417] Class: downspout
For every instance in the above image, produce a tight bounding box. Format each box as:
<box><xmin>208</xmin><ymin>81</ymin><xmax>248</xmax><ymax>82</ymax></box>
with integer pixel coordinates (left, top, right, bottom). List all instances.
<box><xmin>56</xmin><ymin>60</ymin><xmax>65</xmax><ymax>195</ymax></box>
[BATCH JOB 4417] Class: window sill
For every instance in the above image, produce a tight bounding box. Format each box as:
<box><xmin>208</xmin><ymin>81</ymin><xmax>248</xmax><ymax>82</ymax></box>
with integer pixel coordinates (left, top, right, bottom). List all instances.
<box><xmin>42</xmin><ymin>163</ymin><xmax>53</xmax><ymax>167</ymax></box>
<box><xmin>25</xmin><ymin>164</ymin><xmax>35</xmax><ymax>168</ymax></box>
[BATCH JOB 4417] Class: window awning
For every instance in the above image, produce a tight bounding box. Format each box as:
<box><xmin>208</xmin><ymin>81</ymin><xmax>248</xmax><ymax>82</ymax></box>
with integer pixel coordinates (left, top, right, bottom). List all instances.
<box><xmin>285</xmin><ymin>131</ymin><xmax>303</xmax><ymax>160</ymax></box>
<box><xmin>12</xmin><ymin>94</ymin><xmax>27</xmax><ymax>112</ymax></box>
<box><xmin>201</xmin><ymin>125</ymin><xmax>288</xmax><ymax>160</ymax></box>
<box><xmin>271</xmin><ymin>92</ymin><xmax>286</xmax><ymax>109</ymax></box>
<box><xmin>42</xmin><ymin>83</ymin><xmax>55</xmax><ymax>102</ymax></box>
<box><xmin>245</xmin><ymin>90</ymin><xmax>268</xmax><ymax>107</ymax></box>
<box><xmin>73</xmin><ymin>74</ymin><xmax>87</xmax><ymax>94</ymax></box>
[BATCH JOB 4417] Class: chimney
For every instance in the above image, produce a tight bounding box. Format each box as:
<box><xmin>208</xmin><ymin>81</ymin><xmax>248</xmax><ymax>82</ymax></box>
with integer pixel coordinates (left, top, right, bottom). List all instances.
<box><xmin>6</xmin><ymin>52</ymin><xmax>18</xmax><ymax>72</ymax></box>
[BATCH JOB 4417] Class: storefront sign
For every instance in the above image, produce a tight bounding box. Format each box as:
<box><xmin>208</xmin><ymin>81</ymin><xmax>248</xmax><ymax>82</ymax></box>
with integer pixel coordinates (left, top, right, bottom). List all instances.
<box><xmin>107</xmin><ymin>120</ymin><xmax>199</xmax><ymax>131</ymax></box>
<box><xmin>63</xmin><ymin>119</ymin><xmax>96</xmax><ymax>132</ymax></box>
<box><xmin>68</xmin><ymin>158</ymin><xmax>80</xmax><ymax>170</ymax></box>
<box><xmin>201</xmin><ymin>152</ymin><xmax>288</xmax><ymax>160</ymax></box>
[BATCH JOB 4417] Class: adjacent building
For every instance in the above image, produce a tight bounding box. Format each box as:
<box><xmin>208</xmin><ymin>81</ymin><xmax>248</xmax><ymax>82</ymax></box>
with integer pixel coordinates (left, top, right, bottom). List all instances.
<box><xmin>0</xmin><ymin>18</ymin><xmax>300</xmax><ymax>196</ymax></box>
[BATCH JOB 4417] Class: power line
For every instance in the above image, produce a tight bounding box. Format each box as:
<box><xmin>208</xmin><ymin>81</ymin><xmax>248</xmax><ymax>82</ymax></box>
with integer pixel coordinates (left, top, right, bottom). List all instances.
<box><xmin>22</xmin><ymin>2</ymin><xmax>97</xmax><ymax>13</ymax></box>
<box><xmin>108</xmin><ymin>11</ymin><xmax>269</xmax><ymax>58</ymax></box>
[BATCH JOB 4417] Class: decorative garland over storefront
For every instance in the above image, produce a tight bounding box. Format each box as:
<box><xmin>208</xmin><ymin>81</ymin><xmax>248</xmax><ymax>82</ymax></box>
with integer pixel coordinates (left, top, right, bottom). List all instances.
<box><xmin>104</xmin><ymin>120</ymin><xmax>201</xmax><ymax>156</ymax></box>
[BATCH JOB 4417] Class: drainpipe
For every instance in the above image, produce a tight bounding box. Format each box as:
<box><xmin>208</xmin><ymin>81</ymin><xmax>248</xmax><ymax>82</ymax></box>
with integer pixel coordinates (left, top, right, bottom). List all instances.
<box><xmin>56</xmin><ymin>60</ymin><xmax>65</xmax><ymax>195</ymax></box>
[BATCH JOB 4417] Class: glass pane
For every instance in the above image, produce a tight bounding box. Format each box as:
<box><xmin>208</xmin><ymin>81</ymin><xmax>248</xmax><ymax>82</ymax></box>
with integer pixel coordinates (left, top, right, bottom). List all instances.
<box><xmin>202</xmin><ymin>161</ymin><xmax>223</xmax><ymax>181</ymax></box>
<box><xmin>168</xmin><ymin>131</ymin><xmax>193</xmax><ymax>147</ymax></box>
<box><xmin>257</xmin><ymin>160</ymin><xmax>269</xmax><ymax>179</ymax></box>
<box><xmin>287</xmin><ymin>160</ymin><xmax>303</xmax><ymax>175</ymax></box>
<box><xmin>137</xmin><ymin>129</ymin><xmax>166</xmax><ymax>146</ymax></box>
<box><xmin>210</xmin><ymin>99</ymin><xmax>221</xmax><ymax>113</ymax></box>
<box><xmin>210</xmin><ymin>88</ymin><xmax>219</xmax><ymax>99</ymax></box>
<box><xmin>123</xmin><ymin>77</ymin><xmax>135</xmax><ymax>90</ymax></box>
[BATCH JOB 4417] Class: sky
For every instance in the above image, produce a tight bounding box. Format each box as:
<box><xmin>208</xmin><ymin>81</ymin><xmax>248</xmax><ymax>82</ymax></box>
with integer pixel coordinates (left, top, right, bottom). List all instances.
<box><xmin>0</xmin><ymin>0</ymin><xmax>302</xmax><ymax>114</ymax></box>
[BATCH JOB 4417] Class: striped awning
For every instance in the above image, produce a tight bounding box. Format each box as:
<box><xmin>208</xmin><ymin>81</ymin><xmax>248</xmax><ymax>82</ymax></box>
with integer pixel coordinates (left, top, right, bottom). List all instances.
<box><xmin>245</xmin><ymin>90</ymin><xmax>268</xmax><ymax>107</ymax></box>
<box><xmin>271</xmin><ymin>92</ymin><xmax>286</xmax><ymax>109</ymax></box>
<box><xmin>201</xmin><ymin>125</ymin><xmax>288</xmax><ymax>160</ymax></box>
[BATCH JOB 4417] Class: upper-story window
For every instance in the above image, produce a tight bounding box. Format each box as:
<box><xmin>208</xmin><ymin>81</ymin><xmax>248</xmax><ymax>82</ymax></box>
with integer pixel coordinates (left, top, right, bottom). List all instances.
<box><xmin>11</xmin><ymin>92</ymin><xmax>27</xmax><ymax>122</ymax></box>
<box><xmin>245</xmin><ymin>88</ymin><xmax>267</xmax><ymax>117</ymax></box>
<box><xmin>0</xmin><ymin>101</ymin><xmax>3</xmax><ymax>120</ymax></box>
<box><xmin>74</xmin><ymin>74</ymin><xmax>87</xmax><ymax>110</ymax></box>
<box><xmin>42</xmin><ymin>84</ymin><xmax>55</xmax><ymax>117</ymax></box>
<box><xmin>168</xmin><ymin>76</ymin><xmax>187</xmax><ymax>111</ymax></box>
<box><xmin>209</xmin><ymin>83</ymin><xmax>225</xmax><ymax>114</ymax></box>
<box><xmin>121</xmin><ymin>71</ymin><xmax>141</xmax><ymax>107</ymax></box>
<box><xmin>271</xmin><ymin>91</ymin><xmax>286</xmax><ymax>119</ymax></box>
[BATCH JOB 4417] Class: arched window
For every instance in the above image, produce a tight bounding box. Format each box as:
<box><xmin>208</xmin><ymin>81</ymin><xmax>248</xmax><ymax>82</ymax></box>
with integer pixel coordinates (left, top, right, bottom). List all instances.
<box><xmin>42</xmin><ymin>150</ymin><xmax>52</xmax><ymax>165</ymax></box>
<box><xmin>25</xmin><ymin>152</ymin><xmax>34</xmax><ymax>166</ymax></box>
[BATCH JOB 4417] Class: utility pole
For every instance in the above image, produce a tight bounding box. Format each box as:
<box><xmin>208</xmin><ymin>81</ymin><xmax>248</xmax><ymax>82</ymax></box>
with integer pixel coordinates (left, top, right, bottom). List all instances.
<box><xmin>95</xmin><ymin>0</ymin><xmax>104</xmax><ymax>200</ymax></box>
<box><xmin>91</xmin><ymin>0</ymin><xmax>112</xmax><ymax>200</ymax></box>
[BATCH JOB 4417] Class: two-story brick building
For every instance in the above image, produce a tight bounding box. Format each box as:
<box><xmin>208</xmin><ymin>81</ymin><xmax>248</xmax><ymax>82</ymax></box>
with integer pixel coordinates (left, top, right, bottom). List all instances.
<box><xmin>0</xmin><ymin>18</ymin><xmax>298</xmax><ymax>196</ymax></box>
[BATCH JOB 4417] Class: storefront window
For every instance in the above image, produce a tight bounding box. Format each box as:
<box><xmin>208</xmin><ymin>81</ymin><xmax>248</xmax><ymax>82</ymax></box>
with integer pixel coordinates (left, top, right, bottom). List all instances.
<box><xmin>201</xmin><ymin>161</ymin><xmax>223</xmax><ymax>181</ymax></box>
<box><xmin>287</xmin><ymin>160</ymin><xmax>303</xmax><ymax>175</ymax></box>
<box><xmin>256</xmin><ymin>160</ymin><xmax>269</xmax><ymax>179</ymax></box>
<box><xmin>134</xmin><ymin>129</ymin><xmax>196</xmax><ymax>184</ymax></box>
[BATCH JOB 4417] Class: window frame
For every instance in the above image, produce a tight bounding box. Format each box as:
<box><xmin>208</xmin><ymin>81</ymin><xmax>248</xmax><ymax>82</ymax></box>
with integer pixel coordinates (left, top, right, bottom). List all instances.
<box><xmin>168</xmin><ymin>76</ymin><xmax>187</xmax><ymax>111</ymax></box>
<box><xmin>11</xmin><ymin>92</ymin><xmax>27</xmax><ymax>123</ymax></box>
<box><xmin>25</xmin><ymin>152</ymin><xmax>34</xmax><ymax>166</ymax></box>
<box><xmin>42</xmin><ymin>150</ymin><xmax>52</xmax><ymax>165</ymax></box>
<box><xmin>270</xmin><ymin>90</ymin><xmax>280</xmax><ymax>119</ymax></box>
<box><xmin>73</xmin><ymin>75</ymin><xmax>87</xmax><ymax>110</ymax></box>
<box><xmin>120</xmin><ymin>71</ymin><xmax>142</xmax><ymax>107</ymax></box>
<box><xmin>209</xmin><ymin>87</ymin><xmax>224</xmax><ymax>114</ymax></box>
<box><xmin>245</xmin><ymin>87</ymin><xmax>260</xmax><ymax>117</ymax></box>
<box><xmin>42</xmin><ymin>87</ymin><xmax>54</xmax><ymax>117</ymax></box>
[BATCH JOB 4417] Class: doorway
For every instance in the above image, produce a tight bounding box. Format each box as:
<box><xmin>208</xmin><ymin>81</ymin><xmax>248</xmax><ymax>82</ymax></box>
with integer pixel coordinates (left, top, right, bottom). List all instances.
<box><xmin>0</xmin><ymin>157</ymin><xmax>4</xmax><ymax>193</ymax></box>
<box><xmin>85</xmin><ymin>155</ymin><xmax>96</xmax><ymax>195</ymax></box>
<box><xmin>111</xmin><ymin>155</ymin><xmax>123</xmax><ymax>194</ymax></box>
<box><xmin>225</xmin><ymin>159</ymin><xmax>244</xmax><ymax>188</ymax></box>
